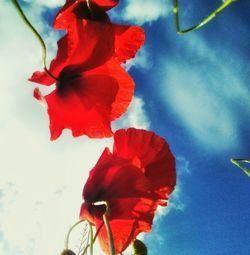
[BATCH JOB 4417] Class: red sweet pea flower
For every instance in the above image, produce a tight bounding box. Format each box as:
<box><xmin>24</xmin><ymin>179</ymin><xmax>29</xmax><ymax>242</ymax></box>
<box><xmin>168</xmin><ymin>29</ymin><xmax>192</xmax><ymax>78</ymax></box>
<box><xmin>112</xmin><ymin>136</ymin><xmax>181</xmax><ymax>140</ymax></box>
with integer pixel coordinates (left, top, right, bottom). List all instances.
<box><xmin>30</xmin><ymin>12</ymin><xmax>144</xmax><ymax>139</ymax></box>
<box><xmin>33</xmin><ymin>60</ymin><xmax>134</xmax><ymax>140</ymax></box>
<box><xmin>80</xmin><ymin>128</ymin><xmax>176</xmax><ymax>254</ymax></box>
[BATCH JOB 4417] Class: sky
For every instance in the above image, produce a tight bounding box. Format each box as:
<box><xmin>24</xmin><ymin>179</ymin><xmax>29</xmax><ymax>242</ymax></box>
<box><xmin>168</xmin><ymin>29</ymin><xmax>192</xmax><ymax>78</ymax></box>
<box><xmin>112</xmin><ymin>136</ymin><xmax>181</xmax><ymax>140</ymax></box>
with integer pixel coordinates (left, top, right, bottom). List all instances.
<box><xmin>0</xmin><ymin>0</ymin><xmax>250</xmax><ymax>255</ymax></box>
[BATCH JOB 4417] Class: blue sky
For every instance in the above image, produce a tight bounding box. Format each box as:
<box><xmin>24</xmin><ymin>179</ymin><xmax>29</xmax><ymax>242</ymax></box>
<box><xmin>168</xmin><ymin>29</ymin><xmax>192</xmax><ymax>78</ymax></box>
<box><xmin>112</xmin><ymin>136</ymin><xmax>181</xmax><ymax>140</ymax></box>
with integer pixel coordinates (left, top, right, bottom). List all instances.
<box><xmin>0</xmin><ymin>0</ymin><xmax>250</xmax><ymax>255</ymax></box>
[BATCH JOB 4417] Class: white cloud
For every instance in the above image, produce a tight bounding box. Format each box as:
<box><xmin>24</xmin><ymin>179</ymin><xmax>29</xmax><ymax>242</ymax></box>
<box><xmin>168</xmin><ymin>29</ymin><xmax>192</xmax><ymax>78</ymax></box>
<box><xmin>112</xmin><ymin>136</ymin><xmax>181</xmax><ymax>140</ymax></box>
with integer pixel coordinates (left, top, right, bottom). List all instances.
<box><xmin>176</xmin><ymin>156</ymin><xmax>191</xmax><ymax>176</ymax></box>
<box><xmin>159</xmin><ymin>34</ymin><xmax>250</xmax><ymax>151</ymax></box>
<box><xmin>124</xmin><ymin>46</ymin><xmax>153</xmax><ymax>71</ymax></box>
<box><xmin>112</xmin><ymin>96</ymin><xmax>150</xmax><ymax>130</ymax></box>
<box><xmin>23</xmin><ymin>0</ymin><xmax>65</xmax><ymax>8</ymax></box>
<box><xmin>0</xmin><ymin>2</ymin><xmax>151</xmax><ymax>255</ymax></box>
<box><xmin>121</xmin><ymin>0</ymin><xmax>170</xmax><ymax>25</ymax></box>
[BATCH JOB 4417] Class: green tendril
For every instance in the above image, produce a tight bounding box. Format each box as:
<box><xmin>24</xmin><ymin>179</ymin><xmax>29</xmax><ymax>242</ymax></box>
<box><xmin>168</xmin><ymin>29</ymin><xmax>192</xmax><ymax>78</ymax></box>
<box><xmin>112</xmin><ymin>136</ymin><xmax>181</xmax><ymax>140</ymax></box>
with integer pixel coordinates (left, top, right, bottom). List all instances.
<box><xmin>77</xmin><ymin>222</ymin><xmax>90</xmax><ymax>255</ymax></box>
<box><xmin>81</xmin><ymin>222</ymin><xmax>103</xmax><ymax>255</ymax></box>
<box><xmin>173</xmin><ymin>0</ymin><xmax>238</xmax><ymax>35</ymax></box>
<box><xmin>231</xmin><ymin>159</ymin><xmax>250</xmax><ymax>177</ymax></box>
<box><xmin>65</xmin><ymin>219</ymin><xmax>86</xmax><ymax>250</ymax></box>
<box><xmin>11</xmin><ymin>0</ymin><xmax>58</xmax><ymax>81</ymax></box>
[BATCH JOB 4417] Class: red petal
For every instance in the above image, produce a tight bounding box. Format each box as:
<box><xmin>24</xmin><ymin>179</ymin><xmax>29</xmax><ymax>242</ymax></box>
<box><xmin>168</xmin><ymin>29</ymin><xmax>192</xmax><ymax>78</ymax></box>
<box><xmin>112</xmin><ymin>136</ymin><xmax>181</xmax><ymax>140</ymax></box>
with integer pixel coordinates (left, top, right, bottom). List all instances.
<box><xmin>95</xmin><ymin>218</ymin><xmax>140</xmax><ymax>254</ymax></box>
<box><xmin>92</xmin><ymin>0</ymin><xmax>119</xmax><ymax>10</ymax></box>
<box><xmin>72</xmin><ymin>59</ymin><xmax>134</xmax><ymax>121</ymax></box>
<box><xmin>41</xmin><ymin>69</ymin><xmax>122</xmax><ymax>140</ymax></box>
<box><xmin>92</xmin><ymin>59</ymin><xmax>134</xmax><ymax>121</ymax></box>
<box><xmin>30</xmin><ymin>19</ymin><xmax>114</xmax><ymax>85</ymax></box>
<box><xmin>82</xmin><ymin>148</ymin><xmax>151</xmax><ymax>201</ymax></box>
<box><xmin>65</xmin><ymin>19</ymin><xmax>114</xmax><ymax>69</ymax></box>
<box><xmin>33</xmin><ymin>88</ymin><xmax>47</xmax><ymax>107</ymax></box>
<box><xmin>53</xmin><ymin>0</ymin><xmax>77</xmax><ymax>30</ymax></box>
<box><xmin>114</xmin><ymin>25</ymin><xmax>145</xmax><ymax>63</ymax></box>
<box><xmin>29</xmin><ymin>71</ymin><xmax>56</xmax><ymax>86</ymax></box>
<box><xmin>113</xmin><ymin>128</ymin><xmax>176</xmax><ymax>199</ymax></box>
<box><xmin>53</xmin><ymin>0</ymin><xmax>118</xmax><ymax>30</ymax></box>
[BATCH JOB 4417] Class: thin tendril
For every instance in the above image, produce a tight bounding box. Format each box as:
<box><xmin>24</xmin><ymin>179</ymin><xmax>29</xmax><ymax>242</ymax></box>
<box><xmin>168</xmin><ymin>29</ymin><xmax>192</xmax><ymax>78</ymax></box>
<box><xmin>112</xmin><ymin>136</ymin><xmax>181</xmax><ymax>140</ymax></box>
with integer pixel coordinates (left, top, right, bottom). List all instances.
<box><xmin>11</xmin><ymin>0</ymin><xmax>58</xmax><ymax>81</ymax></box>
<box><xmin>77</xmin><ymin>224</ymin><xmax>89</xmax><ymax>255</ymax></box>
<box><xmin>173</xmin><ymin>0</ymin><xmax>238</xmax><ymax>35</ymax></box>
<box><xmin>65</xmin><ymin>219</ymin><xmax>86</xmax><ymax>249</ymax></box>
<box><xmin>81</xmin><ymin>222</ymin><xmax>104</xmax><ymax>255</ymax></box>
<box><xmin>231</xmin><ymin>159</ymin><xmax>250</xmax><ymax>177</ymax></box>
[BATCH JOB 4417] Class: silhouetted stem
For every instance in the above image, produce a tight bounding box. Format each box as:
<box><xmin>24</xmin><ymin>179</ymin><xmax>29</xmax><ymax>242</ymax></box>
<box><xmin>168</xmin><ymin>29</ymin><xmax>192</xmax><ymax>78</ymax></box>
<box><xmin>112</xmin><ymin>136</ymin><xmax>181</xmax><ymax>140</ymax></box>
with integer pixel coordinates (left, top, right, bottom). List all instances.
<box><xmin>231</xmin><ymin>159</ymin><xmax>250</xmax><ymax>177</ymax></box>
<box><xmin>173</xmin><ymin>0</ymin><xmax>238</xmax><ymax>35</ymax></box>
<box><xmin>11</xmin><ymin>0</ymin><xmax>58</xmax><ymax>81</ymax></box>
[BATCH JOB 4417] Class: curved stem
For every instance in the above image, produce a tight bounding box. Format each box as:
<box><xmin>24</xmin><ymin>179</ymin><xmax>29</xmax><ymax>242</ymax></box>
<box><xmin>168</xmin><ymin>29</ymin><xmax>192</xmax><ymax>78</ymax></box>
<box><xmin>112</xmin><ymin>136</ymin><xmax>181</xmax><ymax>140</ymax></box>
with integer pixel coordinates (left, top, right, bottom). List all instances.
<box><xmin>102</xmin><ymin>202</ymin><xmax>115</xmax><ymax>255</ymax></box>
<box><xmin>65</xmin><ymin>219</ymin><xmax>85</xmax><ymax>250</ymax></box>
<box><xmin>11</xmin><ymin>0</ymin><xmax>58</xmax><ymax>81</ymax></box>
<box><xmin>91</xmin><ymin>201</ymin><xmax>115</xmax><ymax>254</ymax></box>
<box><xmin>231</xmin><ymin>159</ymin><xmax>250</xmax><ymax>177</ymax></box>
<box><xmin>173</xmin><ymin>0</ymin><xmax>238</xmax><ymax>35</ymax></box>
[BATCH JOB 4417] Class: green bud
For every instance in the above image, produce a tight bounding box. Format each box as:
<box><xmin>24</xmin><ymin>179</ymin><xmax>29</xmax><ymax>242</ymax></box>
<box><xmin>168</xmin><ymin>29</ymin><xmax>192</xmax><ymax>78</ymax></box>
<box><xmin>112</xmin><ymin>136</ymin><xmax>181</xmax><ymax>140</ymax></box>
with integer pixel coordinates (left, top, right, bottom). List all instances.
<box><xmin>60</xmin><ymin>249</ymin><xmax>76</xmax><ymax>255</ymax></box>
<box><xmin>132</xmin><ymin>239</ymin><xmax>148</xmax><ymax>255</ymax></box>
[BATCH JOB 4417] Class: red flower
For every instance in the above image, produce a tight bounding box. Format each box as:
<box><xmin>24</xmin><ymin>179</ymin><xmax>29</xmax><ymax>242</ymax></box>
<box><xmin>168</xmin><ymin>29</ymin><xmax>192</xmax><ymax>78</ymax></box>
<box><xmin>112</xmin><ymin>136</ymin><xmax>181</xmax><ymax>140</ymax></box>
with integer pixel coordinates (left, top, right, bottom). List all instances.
<box><xmin>30</xmin><ymin>7</ymin><xmax>144</xmax><ymax>140</ymax></box>
<box><xmin>33</xmin><ymin>60</ymin><xmax>134</xmax><ymax>140</ymax></box>
<box><xmin>80</xmin><ymin>128</ymin><xmax>176</xmax><ymax>254</ymax></box>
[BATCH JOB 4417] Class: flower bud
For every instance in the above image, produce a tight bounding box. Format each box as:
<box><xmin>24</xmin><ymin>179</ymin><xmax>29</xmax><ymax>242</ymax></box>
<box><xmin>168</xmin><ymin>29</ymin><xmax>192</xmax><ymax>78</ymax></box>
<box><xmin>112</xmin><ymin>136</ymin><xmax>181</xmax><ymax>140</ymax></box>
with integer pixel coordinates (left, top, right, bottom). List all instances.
<box><xmin>60</xmin><ymin>249</ymin><xmax>76</xmax><ymax>255</ymax></box>
<box><xmin>133</xmin><ymin>239</ymin><xmax>148</xmax><ymax>255</ymax></box>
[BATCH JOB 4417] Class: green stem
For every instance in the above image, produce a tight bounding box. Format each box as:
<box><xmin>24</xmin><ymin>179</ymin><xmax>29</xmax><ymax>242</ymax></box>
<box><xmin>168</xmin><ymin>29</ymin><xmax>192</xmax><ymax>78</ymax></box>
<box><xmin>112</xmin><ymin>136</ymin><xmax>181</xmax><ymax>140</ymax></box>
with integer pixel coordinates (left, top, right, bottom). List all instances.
<box><xmin>89</xmin><ymin>223</ymin><xmax>94</xmax><ymax>255</ymax></box>
<box><xmin>65</xmin><ymin>219</ymin><xmax>85</xmax><ymax>250</ymax></box>
<box><xmin>231</xmin><ymin>159</ymin><xmax>250</xmax><ymax>177</ymax></box>
<box><xmin>173</xmin><ymin>0</ymin><xmax>238</xmax><ymax>35</ymax></box>
<box><xmin>103</xmin><ymin>203</ymin><xmax>115</xmax><ymax>255</ymax></box>
<box><xmin>11</xmin><ymin>0</ymin><xmax>58</xmax><ymax>81</ymax></box>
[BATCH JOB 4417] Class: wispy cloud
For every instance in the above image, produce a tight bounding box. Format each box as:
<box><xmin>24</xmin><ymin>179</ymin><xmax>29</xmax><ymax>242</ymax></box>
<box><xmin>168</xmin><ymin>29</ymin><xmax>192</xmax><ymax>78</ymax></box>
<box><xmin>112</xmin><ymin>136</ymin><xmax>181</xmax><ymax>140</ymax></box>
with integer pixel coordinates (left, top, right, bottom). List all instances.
<box><xmin>158</xmin><ymin>33</ymin><xmax>250</xmax><ymax>151</ymax></box>
<box><xmin>124</xmin><ymin>46</ymin><xmax>153</xmax><ymax>71</ymax></box>
<box><xmin>23</xmin><ymin>0</ymin><xmax>65</xmax><ymax>8</ymax></box>
<box><xmin>113</xmin><ymin>96</ymin><xmax>150</xmax><ymax>130</ymax></box>
<box><xmin>121</xmin><ymin>0</ymin><xmax>170</xmax><ymax>25</ymax></box>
